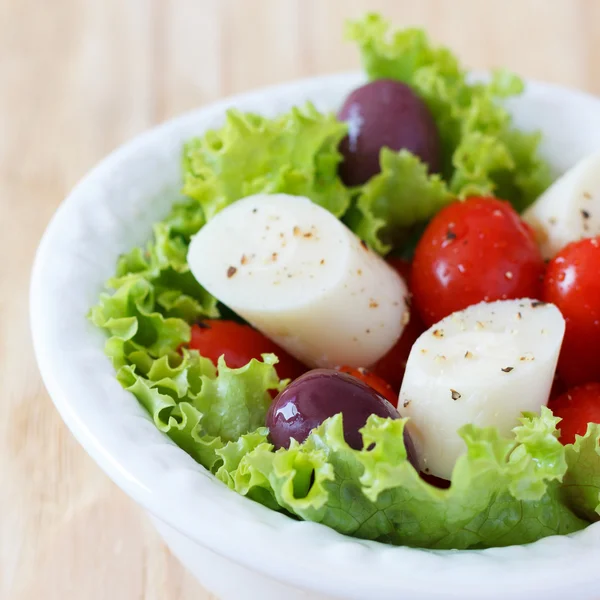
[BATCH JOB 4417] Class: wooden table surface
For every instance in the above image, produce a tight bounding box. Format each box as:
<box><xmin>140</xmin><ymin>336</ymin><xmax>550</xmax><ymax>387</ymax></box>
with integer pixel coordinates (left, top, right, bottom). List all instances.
<box><xmin>1</xmin><ymin>1</ymin><xmax>599</xmax><ymax>598</ymax></box>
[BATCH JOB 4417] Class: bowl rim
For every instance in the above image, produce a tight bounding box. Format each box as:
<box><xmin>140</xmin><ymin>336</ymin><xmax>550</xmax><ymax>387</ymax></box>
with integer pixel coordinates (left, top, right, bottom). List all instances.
<box><xmin>31</xmin><ymin>71</ymin><xmax>600</xmax><ymax>599</ymax></box>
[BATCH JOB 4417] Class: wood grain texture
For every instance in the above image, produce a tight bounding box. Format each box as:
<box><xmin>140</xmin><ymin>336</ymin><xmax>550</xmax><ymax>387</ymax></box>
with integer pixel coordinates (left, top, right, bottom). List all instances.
<box><xmin>0</xmin><ymin>1</ymin><xmax>598</xmax><ymax>598</ymax></box>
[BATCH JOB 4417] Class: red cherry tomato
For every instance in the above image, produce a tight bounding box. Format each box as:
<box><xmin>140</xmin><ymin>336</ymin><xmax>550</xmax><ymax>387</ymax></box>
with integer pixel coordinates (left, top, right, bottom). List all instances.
<box><xmin>189</xmin><ymin>320</ymin><xmax>306</xmax><ymax>381</ymax></box>
<box><xmin>372</xmin><ymin>312</ymin><xmax>425</xmax><ymax>393</ymax></box>
<box><xmin>372</xmin><ymin>257</ymin><xmax>426</xmax><ymax>393</ymax></box>
<box><xmin>550</xmin><ymin>373</ymin><xmax>567</xmax><ymax>402</ymax></box>
<box><xmin>542</xmin><ymin>237</ymin><xmax>600</xmax><ymax>387</ymax></box>
<box><xmin>411</xmin><ymin>197</ymin><xmax>545</xmax><ymax>326</ymax></box>
<box><xmin>386</xmin><ymin>256</ymin><xmax>412</xmax><ymax>285</ymax></box>
<box><xmin>337</xmin><ymin>366</ymin><xmax>398</xmax><ymax>407</ymax></box>
<box><xmin>548</xmin><ymin>383</ymin><xmax>600</xmax><ymax>444</ymax></box>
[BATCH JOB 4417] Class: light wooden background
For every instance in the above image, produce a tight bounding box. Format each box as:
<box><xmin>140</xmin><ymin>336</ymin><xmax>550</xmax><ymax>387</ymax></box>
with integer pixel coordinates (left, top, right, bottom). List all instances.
<box><xmin>1</xmin><ymin>1</ymin><xmax>599</xmax><ymax>598</ymax></box>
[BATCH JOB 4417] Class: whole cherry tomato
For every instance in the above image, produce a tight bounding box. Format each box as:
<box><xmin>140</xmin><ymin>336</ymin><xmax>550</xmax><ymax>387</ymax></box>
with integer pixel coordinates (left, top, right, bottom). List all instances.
<box><xmin>411</xmin><ymin>197</ymin><xmax>545</xmax><ymax>326</ymax></box>
<box><xmin>543</xmin><ymin>237</ymin><xmax>600</xmax><ymax>387</ymax></box>
<box><xmin>548</xmin><ymin>383</ymin><xmax>600</xmax><ymax>444</ymax></box>
<box><xmin>337</xmin><ymin>366</ymin><xmax>398</xmax><ymax>407</ymax></box>
<box><xmin>190</xmin><ymin>320</ymin><xmax>306</xmax><ymax>381</ymax></box>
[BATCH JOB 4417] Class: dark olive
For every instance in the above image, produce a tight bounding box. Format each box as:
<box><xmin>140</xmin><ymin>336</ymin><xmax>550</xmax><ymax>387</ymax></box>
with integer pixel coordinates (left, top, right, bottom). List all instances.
<box><xmin>338</xmin><ymin>79</ymin><xmax>441</xmax><ymax>186</ymax></box>
<box><xmin>266</xmin><ymin>369</ymin><xmax>417</xmax><ymax>466</ymax></box>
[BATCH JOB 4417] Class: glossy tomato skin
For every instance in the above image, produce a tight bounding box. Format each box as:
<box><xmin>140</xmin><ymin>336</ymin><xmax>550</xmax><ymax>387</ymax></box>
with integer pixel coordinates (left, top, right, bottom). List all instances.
<box><xmin>548</xmin><ymin>383</ymin><xmax>600</xmax><ymax>444</ymax></box>
<box><xmin>411</xmin><ymin>197</ymin><xmax>545</xmax><ymax>326</ymax></box>
<box><xmin>543</xmin><ymin>237</ymin><xmax>600</xmax><ymax>387</ymax></box>
<box><xmin>337</xmin><ymin>366</ymin><xmax>398</xmax><ymax>407</ymax></box>
<box><xmin>189</xmin><ymin>320</ymin><xmax>306</xmax><ymax>381</ymax></box>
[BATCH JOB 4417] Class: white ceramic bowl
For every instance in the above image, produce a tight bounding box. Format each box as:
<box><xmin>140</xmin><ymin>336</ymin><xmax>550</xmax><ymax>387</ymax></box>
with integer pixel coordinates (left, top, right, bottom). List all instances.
<box><xmin>31</xmin><ymin>72</ymin><xmax>600</xmax><ymax>600</ymax></box>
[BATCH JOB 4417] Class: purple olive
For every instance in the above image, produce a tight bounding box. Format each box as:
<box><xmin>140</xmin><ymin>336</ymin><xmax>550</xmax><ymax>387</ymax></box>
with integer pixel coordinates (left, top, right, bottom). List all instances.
<box><xmin>338</xmin><ymin>79</ymin><xmax>441</xmax><ymax>186</ymax></box>
<box><xmin>266</xmin><ymin>369</ymin><xmax>416</xmax><ymax>465</ymax></box>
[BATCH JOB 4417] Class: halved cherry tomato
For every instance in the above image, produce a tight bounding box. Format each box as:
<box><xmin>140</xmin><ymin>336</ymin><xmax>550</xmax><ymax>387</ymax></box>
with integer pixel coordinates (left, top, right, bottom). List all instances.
<box><xmin>337</xmin><ymin>366</ymin><xmax>398</xmax><ymax>407</ymax></box>
<box><xmin>411</xmin><ymin>197</ymin><xmax>545</xmax><ymax>326</ymax></box>
<box><xmin>542</xmin><ymin>237</ymin><xmax>600</xmax><ymax>387</ymax></box>
<box><xmin>189</xmin><ymin>320</ymin><xmax>306</xmax><ymax>381</ymax></box>
<box><xmin>548</xmin><ymin>383</ymin><xmax>600</xmax><ymax>444</ymax></box>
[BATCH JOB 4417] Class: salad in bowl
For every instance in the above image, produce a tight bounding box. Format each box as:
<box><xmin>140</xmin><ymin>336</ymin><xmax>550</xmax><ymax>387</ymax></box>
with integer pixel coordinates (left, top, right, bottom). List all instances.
<box><xmin>33</xmin><ymin>11</ymin><xmax>600</xmax><ymax>600</ymax></box>
<box><xmin>89</xmin><ymin>13</ymin><xmax>600</xmax><ymax>551</ymax></box>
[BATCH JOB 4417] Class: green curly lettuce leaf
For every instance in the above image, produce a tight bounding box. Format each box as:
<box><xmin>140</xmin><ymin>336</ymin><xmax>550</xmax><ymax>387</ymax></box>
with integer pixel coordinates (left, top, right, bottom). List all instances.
<box><xmin>345</xmin><ymin>149</ymin><xmax>452</xmax><ymax>253</ymax></box>
<box><xmin>183</xmin><ymin>103</ymin><xmax>351</xmax><ymax>220</ymax></box>
<box><xmin>225</xmin><ymin>409</ymin><xmax>587</xmax><ymax>549</ymax></box>
<box><xmin>110</xmin><ymin>199</ymin><xmax>217</xmax><ymax>322</ymax></box>
<box><xmin>194</xmin><ymin>354</ymin><xmax>285</xmax><ymax>442</ymax></box>
<box><xmin>214</xmin><ymin>431</ymin><xmax>282</xmax><ymax>510</ymax></box>
<box><xmin>115</xmin><ymin>349</ymin><xmax>284</xmax><ymax>470</ymax></box>
<box><xmin>346</xmin><ymin>13</ymin><xmax>552</xmax><ymax>252</ymax></box>
<box><xmin>92</xmin><ymin>268</ymin><xmax>596</xmax><ymax>550</ymax></box>
<box><xmin>90</xmin><ymin>277</ymin><xmax>192</xmax><ymax>368</ymax></box>
<box><xmin>90</xmin><ymin>198</ymin><xmax>218</xmax><ymax>367</ymax></box>
<box><xmin>89</xmin><ymin>13</ymin><xmax>598</xmax><ymax>551</ymax></box>
<box><xmin>562</xmin><ymin>423</ymin><xmax>600</xmax><ymax>522</ymax></box>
